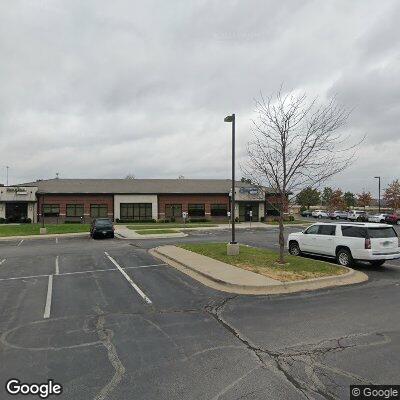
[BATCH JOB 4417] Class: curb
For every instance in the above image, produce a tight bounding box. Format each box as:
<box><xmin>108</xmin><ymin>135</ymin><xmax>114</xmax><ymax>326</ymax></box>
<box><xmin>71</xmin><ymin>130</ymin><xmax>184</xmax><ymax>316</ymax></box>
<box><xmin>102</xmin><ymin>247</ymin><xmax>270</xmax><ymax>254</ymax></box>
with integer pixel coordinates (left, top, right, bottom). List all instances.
<box><xmin>0</xmin><ymin>232</ymin><xmax>89</xmax><ymax>241</ymax></box>
<box><xmin>150</xmin><ymin>246</ymin><xmax>369</xmax><ymax>295</ymax></box>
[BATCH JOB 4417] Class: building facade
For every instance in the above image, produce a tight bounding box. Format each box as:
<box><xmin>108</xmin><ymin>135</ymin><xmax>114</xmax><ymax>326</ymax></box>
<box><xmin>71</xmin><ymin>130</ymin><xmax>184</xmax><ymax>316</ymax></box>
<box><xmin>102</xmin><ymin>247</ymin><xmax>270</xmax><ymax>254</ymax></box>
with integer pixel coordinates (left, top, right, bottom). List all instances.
<box><xmin>2</xmin><ymin>179</ymin><xmax>284</xmax><ymax>223</ymax></box>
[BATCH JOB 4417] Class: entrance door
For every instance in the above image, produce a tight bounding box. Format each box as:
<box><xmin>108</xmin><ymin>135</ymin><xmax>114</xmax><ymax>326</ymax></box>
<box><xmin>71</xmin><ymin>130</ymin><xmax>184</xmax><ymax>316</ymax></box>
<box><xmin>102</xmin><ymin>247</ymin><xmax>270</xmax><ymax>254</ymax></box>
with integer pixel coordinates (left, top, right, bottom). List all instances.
<box><xmin>5</xmin><ymin>203</ymin><xmax>28</xmax><ymax>222</ymax></box>
<box><xmin>239</xmin><ymin>203</ymin><xmax>259</xmax><ymax>221</ymax></box>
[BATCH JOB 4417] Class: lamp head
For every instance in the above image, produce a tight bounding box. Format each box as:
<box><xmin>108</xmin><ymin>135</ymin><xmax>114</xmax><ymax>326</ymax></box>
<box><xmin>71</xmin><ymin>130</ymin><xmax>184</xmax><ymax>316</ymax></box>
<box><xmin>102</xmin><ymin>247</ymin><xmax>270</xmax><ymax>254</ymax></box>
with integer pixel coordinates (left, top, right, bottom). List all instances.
<box><xmin>224</xmin><ymin>115</ymin><xmax>234</xmax><ymax>122</ymax></box>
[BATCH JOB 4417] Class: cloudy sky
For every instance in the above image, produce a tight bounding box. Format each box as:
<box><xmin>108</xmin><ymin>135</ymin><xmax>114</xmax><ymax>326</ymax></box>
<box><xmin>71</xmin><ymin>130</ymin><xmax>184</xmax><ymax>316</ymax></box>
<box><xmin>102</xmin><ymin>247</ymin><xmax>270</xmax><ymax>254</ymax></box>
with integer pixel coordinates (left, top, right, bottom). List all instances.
<box><xmin>1</xmin><ymin>0</ymin><xmax>399</xmax><ymax>196</ymax></box>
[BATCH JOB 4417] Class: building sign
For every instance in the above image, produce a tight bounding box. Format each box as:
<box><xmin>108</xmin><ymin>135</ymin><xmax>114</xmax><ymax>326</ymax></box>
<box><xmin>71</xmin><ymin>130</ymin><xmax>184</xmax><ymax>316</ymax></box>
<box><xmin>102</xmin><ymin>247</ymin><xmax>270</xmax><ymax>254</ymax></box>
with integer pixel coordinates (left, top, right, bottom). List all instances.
<box><xmin>6</xmin><ymin>187</ymin><xmax>28</xmax><ymax>195</ymax></box>
<box><xmin>239</xmin><ymin>187</ymin><xmax>259</xmax><ymax>196</ymax></box>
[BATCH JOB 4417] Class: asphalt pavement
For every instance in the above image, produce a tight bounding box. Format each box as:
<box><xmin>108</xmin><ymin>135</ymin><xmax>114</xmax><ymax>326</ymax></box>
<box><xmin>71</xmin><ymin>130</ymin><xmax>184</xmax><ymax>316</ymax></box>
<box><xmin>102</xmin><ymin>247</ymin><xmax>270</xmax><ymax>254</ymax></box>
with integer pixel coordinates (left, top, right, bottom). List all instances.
<box><xmin>0</xmin><ymin>226</ymin><xmax>399</xmax><ymax>399</ymax></box>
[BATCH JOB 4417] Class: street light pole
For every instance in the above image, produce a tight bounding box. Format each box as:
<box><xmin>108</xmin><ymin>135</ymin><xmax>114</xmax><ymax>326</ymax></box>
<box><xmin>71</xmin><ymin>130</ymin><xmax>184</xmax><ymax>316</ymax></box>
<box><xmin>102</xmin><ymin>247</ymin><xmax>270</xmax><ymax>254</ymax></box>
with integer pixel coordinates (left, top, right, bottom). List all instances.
<box><xmin>374</xmin><ymin>176</ymin><xmax>381</xmax><ymax>212</ymax></box>
<box><xmin>6</xmin><ymin>166</ymin><xmax>9</xmax><ymax>186</ymax></box>
<box><xmin>225</xmin><ymin>113</ymin><xmax>239</xmax><ymax>255</ymax></box>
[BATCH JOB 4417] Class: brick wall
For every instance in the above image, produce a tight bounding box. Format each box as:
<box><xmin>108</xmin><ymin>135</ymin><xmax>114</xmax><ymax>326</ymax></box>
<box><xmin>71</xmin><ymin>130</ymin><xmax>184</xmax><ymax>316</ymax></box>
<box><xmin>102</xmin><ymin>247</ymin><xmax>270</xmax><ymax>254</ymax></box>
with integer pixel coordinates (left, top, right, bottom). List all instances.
<box><xmin>158</xmin><ymin>194</ymin><xmax>230</xmax><ymax>220</ymax></box>
<box><xmin>37</xmin><ymin>194</ymin><xmax>114</xmax><ymax>223</ymax></box>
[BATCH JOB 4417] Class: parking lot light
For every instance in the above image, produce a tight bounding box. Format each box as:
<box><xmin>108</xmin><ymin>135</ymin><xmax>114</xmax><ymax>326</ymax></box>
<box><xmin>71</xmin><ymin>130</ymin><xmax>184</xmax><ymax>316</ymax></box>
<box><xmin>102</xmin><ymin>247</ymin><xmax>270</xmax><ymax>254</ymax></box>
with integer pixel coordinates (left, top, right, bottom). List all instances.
<box><xmin>374</xmin><ymin>176</ymin><xmax>381</xmax><ymax>212</ymax></box>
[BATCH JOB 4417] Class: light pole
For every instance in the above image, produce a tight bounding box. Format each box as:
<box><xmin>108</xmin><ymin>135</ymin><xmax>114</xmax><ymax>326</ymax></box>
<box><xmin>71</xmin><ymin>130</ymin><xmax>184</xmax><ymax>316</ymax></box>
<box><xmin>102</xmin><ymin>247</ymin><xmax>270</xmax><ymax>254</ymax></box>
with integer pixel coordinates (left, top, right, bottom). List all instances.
<box><xmin>6</xmin><ymin>166</ymin><xmax>9</xmax><ymax>186</ymax></box>
<box><xmin>225</xmin><ymin>113</ymin><xmax>239</xmax><ymax>255</ymax></box>
<box><xmin>374</xmin><ymin>176</ymin><xmax>381</xmax><ymax>212</ymax></box>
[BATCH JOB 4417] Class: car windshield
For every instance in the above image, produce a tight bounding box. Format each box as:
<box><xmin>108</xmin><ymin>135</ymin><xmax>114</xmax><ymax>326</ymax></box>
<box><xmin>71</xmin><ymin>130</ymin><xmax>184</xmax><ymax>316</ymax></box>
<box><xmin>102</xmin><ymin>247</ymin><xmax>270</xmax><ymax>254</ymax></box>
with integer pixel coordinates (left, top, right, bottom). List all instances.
<box><xmin>367</xmin><ymin>227</ymin><xmax>397</xmax><ymax>238</ymax></box>
<box><xmin>95</xmin><ymin>220</ymin><xmax>112</xmax><ymax>227</ymax></box>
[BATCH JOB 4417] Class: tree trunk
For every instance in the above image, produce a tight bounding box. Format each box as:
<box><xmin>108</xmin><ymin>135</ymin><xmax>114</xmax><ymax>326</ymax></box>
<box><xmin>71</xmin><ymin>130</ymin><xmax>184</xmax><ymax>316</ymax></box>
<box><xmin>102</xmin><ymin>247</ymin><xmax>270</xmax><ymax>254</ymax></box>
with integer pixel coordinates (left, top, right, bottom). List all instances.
<box><xmin>278</xmin><ymin>198</ymin><xmax>285</xmax><ymax>264</ymax></box>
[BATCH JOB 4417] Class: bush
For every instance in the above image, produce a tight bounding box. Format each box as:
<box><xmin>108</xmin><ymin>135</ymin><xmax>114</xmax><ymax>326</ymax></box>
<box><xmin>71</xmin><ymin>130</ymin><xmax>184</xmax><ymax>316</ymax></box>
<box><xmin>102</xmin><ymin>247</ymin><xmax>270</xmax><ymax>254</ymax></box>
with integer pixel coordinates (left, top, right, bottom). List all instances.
<box><xmin>0</xmin><ymin>218</ymin><xmax>5</xmax><ymax>224</ymax></box>
<box><xmin>64</xmin><ymin>220</ymin><xmax>83</xmax><ymax>224</ymax></box>
<box><xmin>260</xmin><ymin>216</ymin><xmax>265</xmax><ymax>222</ymax></box>
<box><xmin>189</xmin><ymin>218</ymin><xmax>209</xmax><ymax>223</ymax></box>
<box><xmin>289</xmin><ymin>215</ymin><xmax>295</xmax><ymax>221</ymax></box>
<box><xmin>119</xmin><ymin>219</ymin><xmax>155</xmax><ymax>223</ymax></box>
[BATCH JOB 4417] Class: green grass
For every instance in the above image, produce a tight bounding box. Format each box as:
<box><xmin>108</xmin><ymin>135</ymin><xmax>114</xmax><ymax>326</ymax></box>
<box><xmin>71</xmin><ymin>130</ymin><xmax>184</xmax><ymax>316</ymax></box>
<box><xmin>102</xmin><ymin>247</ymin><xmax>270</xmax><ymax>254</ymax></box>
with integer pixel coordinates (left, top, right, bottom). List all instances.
<box><xmin>135</xmin><ymin>229</ymin><xmax>180</xmax><ymax>235</ymax></box>
<box><xmin>0</xmin><ymin>224</ymin><xmax>90</xmax><ymax>237</ymax></box>
<box><xmin>178</xmin><ymin>243</ymin><xmax>346</xmax><ymax>282</ymax></box>
<box><xmin>127</xmin><ymin>223</ymin><xmax>217</xmax><ymax>230</ymax></box>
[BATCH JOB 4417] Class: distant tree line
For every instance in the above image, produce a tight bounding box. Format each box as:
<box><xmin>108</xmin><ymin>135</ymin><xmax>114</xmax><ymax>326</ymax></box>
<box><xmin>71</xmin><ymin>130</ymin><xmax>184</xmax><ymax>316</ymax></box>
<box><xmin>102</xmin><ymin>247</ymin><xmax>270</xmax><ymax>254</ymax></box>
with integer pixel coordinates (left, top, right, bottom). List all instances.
<box><xmin>296</xmin><ymin>179</ymin><xmax>400</xmax><ymax>211</ymax></box>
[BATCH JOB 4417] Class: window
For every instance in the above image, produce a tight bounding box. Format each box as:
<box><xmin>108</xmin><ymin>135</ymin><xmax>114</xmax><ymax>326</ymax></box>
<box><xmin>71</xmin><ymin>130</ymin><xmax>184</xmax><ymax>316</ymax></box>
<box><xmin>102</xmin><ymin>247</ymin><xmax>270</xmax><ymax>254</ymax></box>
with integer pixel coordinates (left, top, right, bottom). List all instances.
<box><xmin>341</xmin><ymin>226</ymin><xmax>367</xmax><ymax>238</ymax></box>
<box><xmin>66</xmin><ymin>204</ymin><xmax>84</xmax><ymax>217</ymax></box>
<box><xmin>120</xmin><ymin>203</ymin><xmax>152</xmax><ymax>220</ymax></box>
<box><xmin>304</xmin><ymin>225</ymin><xmax>319</xmax><ymax>234</ymax></box>
<box><xmin>43</xmin><ymin>204</ymin><xmax>60</xmax><ymax>217</ymax></box>
<box><xmin>367</xmin><ymin>227</ymin><xmax>397</xmax><ymax>238</ymax></box>
<box><xmin>165</xmin><ymin>204</ymin><xmax>182</xmax><ymax>218</ymax></box>
<box><xmin>188</xmin><ymin>204</ymin><xmax>205</xmax><ymax>217</ymax></box>
<box><xmin>318</xmin><ymin>225</ymin><xmax>336</xmax><ymax>236</ymax></box>
<box><xmin>91</xmin><ymin>204</ymin><xmax>108</xmax><ymax>218</ymax></box>
<box><xmin>211</xmin><ymin>204</ymin><xmax>228</xmax><ymax>216</ymax></box>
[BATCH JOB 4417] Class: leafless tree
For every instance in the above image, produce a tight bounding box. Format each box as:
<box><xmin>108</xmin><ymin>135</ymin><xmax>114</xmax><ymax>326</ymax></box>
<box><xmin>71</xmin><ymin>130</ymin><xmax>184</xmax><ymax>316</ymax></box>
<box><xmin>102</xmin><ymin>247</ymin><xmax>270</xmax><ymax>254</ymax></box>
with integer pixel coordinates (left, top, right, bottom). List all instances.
<box><xmin>125</xmin><ymin>174</ymin><xmax>136</xmax><ymax>180</ymax></box>
<box><xmin>244</xmin><ymin>88</ymin><xmax>360</xmax><ymax>263</ymax></box>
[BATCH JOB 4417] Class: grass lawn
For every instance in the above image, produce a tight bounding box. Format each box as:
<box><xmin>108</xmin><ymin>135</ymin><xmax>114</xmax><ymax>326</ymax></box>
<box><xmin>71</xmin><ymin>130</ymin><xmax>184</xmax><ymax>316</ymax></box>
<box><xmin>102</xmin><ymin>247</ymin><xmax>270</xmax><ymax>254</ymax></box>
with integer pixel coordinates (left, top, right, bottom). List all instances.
<box><xmin>135</xmin><ymin>229</ymin><xmax>180</xmax><ymax>235</ymax></box>
<box><xmin>0</xmin><ymin>224</ymin><xmax>90</xmax><ymax>237</ymax></box>
<box><xmin>179</xmin><ymin>243</ymin><xmax>346</xmax><ymax>282</ymax></box>
<box><xmin>127</xmin><ymin>223</ymin><xmax>217</xmax><ymax>230</ymax></box>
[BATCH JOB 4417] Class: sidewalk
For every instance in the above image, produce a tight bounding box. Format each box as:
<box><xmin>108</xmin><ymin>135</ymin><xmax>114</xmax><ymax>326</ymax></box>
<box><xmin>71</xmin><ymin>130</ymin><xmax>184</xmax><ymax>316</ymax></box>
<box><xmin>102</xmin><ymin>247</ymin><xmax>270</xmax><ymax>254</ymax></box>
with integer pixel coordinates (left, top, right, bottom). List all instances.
<box><xmin>0</xmin><ymin>232</ymin><xmax>88</xmax><ymax>241</ymax></box>
<box><xmin>115</xmin><ymin>225</ymin><xmax>187</xmax><ymax>239</ymax></box>
<box><xmin>150</xmin><ymin>245</ymin><xmax>368</xmax><ymax>295</ymax></box>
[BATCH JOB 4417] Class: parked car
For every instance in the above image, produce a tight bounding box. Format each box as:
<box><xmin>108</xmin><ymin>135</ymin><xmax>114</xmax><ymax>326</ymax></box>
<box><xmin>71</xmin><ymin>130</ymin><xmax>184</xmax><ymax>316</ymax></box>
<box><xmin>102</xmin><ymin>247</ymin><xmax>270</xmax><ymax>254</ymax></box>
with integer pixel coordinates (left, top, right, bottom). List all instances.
<box><xmin>328</xmin><ymin>211</ymin><xmax>348</xmax><ymax>220</ymax></box>
<box><xmin>368</xmin><ymin>213</ymin><xmax>389</xmax><ymax>223</ymax></box>
<box><xmin>347</xmin><ymin>210</ymin><xmax>368</xmax><ymax>222</ymax></box>
<box><xmin>90</xmin><ymin>218</ymin><xmax>115</xmax><ymax>239</ymax></box>
<box><xmin>287</xmin><ymin>222</ymin><xmax>400</xmax><ymax>267</ymax></box>
<box><xmin>385</xmin><ymin>213</ymin><xmax>400</xmax><ymax>225</ymax></box>
<box><xmin>301</xmin><ymin>210</ymin><xmax>313</xmax><ymax>218</ymax></box>
<box><xmin>311</xmin><ymin>210</ymin><xmax>329</xmax><ymax>219</ymax></box>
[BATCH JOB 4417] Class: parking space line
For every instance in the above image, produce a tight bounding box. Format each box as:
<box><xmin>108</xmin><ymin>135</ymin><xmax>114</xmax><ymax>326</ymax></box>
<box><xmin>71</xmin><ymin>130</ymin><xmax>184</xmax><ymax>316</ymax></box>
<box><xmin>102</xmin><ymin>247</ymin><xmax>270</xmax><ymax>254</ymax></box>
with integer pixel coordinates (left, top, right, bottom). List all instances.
<box><xmin>104</xmin><ymin>252</ymin><xmax>153</xmax><ymax>304</ymax></box>
<box><xmin>0</xmin><ymin>263</ymin><xmax>167</xmax><ymax>283</ymax></box>
<box><xmin>0</xmin><ymin>259</ymin><xmax>6</xmax><ymax>266</ymax></box>
<box><xmin>43</xmin><ymin>275</ymin><xmax>53</xmax><ymax>319</ymax></box>
<box><xmin>55</xmin><ymin>238</ymin><xmax>58</xmax><ymax>244</ymax></box>
<box><xmin>17</xmin><ymin>240</ymin><xmax>24</xmax><ymax>247</ymax></box>
<box><xmin>385</xmin><ymin>263</ymin><xmax>400</xmax><ymax>268</ymax></box>
<box><xmin>55</xmin><ymin>256</ymin><xmax>59</xmax><ymax>275</ymax></box>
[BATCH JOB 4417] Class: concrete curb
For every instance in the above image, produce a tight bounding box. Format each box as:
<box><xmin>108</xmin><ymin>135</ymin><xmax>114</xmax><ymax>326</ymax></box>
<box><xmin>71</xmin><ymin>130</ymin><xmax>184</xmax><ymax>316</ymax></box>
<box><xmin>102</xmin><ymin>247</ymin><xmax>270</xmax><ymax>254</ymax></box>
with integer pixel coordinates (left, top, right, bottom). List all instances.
<box><xmin>0</xmin><ymin>232</ymin><xmax>89</xmax><ymax>241</ymax></box>
<box><xmin>150</xmin><ymin>246</ymin><xmax>369</xmax><ymax>295</ymax></box>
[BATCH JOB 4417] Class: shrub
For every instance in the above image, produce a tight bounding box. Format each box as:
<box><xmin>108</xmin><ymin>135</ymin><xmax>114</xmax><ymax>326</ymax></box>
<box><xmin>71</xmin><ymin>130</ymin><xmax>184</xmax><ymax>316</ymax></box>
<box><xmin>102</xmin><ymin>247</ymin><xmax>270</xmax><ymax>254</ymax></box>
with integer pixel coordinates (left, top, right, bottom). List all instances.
<box><xmin>189</xmin><ymin>218</ymin><xmax>209</xmax><ymax>223</ymax></box>
<box><xmin>64</xmin><ymin>221</ymin><xmax>82</xmax><ymax>224</ymax></box>
<box><xmin>260</xmin><ymin>216</ymin><xmax>265</xmax><ymax>222</ymax></box>
<box><xmin>119</xmin><ymin>219</ymin><xmax>155</xmax><ymax>223</ymax></box>
<box><xmin>0</xmin><ymin>218</ymin><xmax>5</xmax><ymax>224</ymax></box>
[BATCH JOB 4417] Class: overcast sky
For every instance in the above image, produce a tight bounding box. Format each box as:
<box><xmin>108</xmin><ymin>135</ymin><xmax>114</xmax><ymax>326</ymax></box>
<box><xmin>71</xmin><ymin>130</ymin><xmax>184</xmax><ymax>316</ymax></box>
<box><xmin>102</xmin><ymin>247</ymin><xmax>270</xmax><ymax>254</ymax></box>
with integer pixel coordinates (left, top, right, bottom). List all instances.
<box><xmin>1</xmin><ymin>0</ymin><xmax>399</xmax><ymax>196</ymax></box>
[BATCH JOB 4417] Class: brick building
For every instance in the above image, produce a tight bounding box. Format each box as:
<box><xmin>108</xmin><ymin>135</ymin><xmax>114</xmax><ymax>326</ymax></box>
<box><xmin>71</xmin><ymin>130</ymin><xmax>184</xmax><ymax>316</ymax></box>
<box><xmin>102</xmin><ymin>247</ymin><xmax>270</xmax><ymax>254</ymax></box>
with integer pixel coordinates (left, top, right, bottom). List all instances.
<box><xmin>3</xmin><ymin>178</ymin><xmax>284</xmax><ymax>223</ymax></box>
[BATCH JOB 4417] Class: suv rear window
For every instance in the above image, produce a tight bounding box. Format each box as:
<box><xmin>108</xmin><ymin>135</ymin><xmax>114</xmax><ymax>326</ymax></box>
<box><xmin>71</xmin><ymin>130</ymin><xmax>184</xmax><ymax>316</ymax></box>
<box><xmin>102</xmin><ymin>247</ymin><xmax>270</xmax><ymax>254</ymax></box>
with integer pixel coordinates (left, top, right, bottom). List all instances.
<box><xmin>95</xmin><ymin>220</ymin><xmax>112</xmax><ymax>227</ymax></box>
<box><xmin>367</xmin><ymin>227</ymin><xmax>397</xmax><ymax>238</ymax></box>
<box><xmin>341</xmin><ymin>226</ymin><xmax>367</xmax><ymax>238</ymax></box>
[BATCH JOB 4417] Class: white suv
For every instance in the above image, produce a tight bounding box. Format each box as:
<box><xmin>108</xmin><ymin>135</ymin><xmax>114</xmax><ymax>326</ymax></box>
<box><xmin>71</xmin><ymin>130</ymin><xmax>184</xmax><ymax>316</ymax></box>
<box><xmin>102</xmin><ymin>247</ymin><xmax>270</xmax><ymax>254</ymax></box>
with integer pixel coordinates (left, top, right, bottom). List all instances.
<box><xmin>287</xmin><ymin>222</ymin><xmax>400</xmax><ymax>267</ymax></box>
<box><xmin>311</xmin><ymin>210</ymin><xmax>328</xmax><ymax>219</ymax></box>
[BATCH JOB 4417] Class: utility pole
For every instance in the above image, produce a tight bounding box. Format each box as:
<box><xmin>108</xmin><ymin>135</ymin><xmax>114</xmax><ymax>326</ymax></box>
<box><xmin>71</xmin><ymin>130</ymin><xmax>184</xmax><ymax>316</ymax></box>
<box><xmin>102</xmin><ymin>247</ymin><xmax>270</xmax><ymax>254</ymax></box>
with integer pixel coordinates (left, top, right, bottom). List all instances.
<box><xmin>374</xmin><ymin>176</ymin><xmax>381</xmax><ymax>212</ymax></box>
<box><xmin>224</xmin><ymin>113</ymin><xmax>239</xmax><ymax>255</ymax></box>
<box><xmin>6</xmin><ymin>166</ymin><xmax>9</xmax><ymax>186</ymax></box>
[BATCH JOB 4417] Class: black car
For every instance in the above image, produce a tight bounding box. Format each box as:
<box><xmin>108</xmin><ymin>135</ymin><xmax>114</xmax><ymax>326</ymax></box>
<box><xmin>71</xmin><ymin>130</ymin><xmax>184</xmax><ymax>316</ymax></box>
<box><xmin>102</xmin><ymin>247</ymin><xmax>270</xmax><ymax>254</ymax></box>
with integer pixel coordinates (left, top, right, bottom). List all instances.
<box><xmin>90</xmin><ymin>218</ymin><xmax>115</xmax><ymax>239</ymax></box>
<box><xmin>301</xmin><ymin>210</ymin><xmax>313</xmax><ymax>218</ymax></box>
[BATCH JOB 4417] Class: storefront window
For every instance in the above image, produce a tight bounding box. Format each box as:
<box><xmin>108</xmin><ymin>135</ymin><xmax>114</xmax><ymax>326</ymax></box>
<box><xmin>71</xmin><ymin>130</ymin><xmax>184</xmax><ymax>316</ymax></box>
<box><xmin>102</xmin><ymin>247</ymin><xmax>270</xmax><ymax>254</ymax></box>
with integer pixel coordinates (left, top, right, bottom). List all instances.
<box><xmin>120</xmin><ymin>203</ymin><xmax>152</xmax><ymax>220</ymax></box>
<box><xmin>90</xmin><ymin>204</ymin><xmax>108</xmax><ymax>218</ymax></box>
<box><xmin>188</xmin><ymin>204</ymin><xmax>205</xmax><ymax>217</ymax></box>
<box><xmin>66</xmin><ymin>204</ymin><xmax>84</xmax><ymax>217</ymax></box>
<box><xmin>43</xmin><ymin>204</ymin><xmax>60</xmax><ymax>217</ymax></box>
<box><xmin>211</xmin><ymin>204</ymin><xmax>228</xmax><ymax>216</ymax></box>
<box><xmin>165</xmin><ymin>204</ymin><xmax>182</xmax><ymax>217</ymax></box>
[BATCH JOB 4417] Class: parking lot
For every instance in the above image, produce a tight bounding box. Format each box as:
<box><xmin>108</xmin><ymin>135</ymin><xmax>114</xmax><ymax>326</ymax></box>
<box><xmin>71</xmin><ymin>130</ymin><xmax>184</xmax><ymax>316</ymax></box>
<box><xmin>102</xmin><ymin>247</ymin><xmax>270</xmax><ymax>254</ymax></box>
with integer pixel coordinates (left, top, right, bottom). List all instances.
<box><xmin>1</xmin><ymin>227</ymin><xmax>400</xmax><ymax>399</ymax></box>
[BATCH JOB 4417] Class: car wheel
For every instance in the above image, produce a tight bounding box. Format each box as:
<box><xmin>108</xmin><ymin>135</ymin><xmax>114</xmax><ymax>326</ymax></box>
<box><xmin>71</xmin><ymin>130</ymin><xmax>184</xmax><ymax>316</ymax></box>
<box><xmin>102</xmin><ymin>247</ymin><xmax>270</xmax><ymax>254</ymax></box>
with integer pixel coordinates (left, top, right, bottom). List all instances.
<box><xmin>336</xmin><ymin>248</ymin><xmax>353</xmax><ymax>267</ymax></box>
<box><xmin>370</xmin><ymin>260</ymin><xmax>385</xmax><ymax>267</ymax></box>
<box><xmin>289</xmin><ymin>241</ymin><xmax>301</xmax><ymax>256</ymax></box>
<box><xmin>397</xmin><ymin>220</ymin><xmax>400</xmax><ymax>225</ymax></box>
<box><xmin>318</xmin><ymin>215</ymin><xmax>322</xmax><ymax>219</ymax></box>
<box><xmin>336</xmin><ymin>216</ymin><xmax>340</xmax><ymax>220</ymax></box>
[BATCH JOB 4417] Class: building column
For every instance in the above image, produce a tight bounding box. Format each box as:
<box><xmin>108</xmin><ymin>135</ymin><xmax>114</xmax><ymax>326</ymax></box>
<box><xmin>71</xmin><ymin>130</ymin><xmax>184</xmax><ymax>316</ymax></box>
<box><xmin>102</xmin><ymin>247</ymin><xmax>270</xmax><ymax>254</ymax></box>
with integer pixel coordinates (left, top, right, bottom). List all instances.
<box><xmin>0</xmin><ymin>203</ymin><xmax>5</xmax><ymax>219</ymax></box>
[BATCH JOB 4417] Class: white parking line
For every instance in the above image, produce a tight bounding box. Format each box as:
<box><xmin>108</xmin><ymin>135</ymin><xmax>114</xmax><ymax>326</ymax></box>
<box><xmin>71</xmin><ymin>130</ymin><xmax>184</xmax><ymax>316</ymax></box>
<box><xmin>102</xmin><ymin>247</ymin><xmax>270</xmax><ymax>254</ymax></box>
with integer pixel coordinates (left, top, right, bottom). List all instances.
<box><xmin>17</xmin><ymin>240</ymin><xmax>24</xmax><ymax>247</ymax></box>
<box><xmin>0</xmin><ymin>263</ymin><xmax>167</xmax><ymax>282</ymax></box>
<box><xmin>385</xmin><ymin>263</ymin><xmax>400</xmax><ymax>268</ymax></box>
<box><xmin>55</xmin><ymin>256</ymin><xmax>59</xmax><ymax>275</ymax></box>
<box><xmin>55</xmin><ymin>238</ymin><xmax>58</xmax><ymax>244</ymax></box>
<box><xmin>0</xmin><ymin>259</ymin><xmax>6</xmax><ymax>266</ymax></box>
<box><xmin>43</xmin><ymin>275</ymin><xmax>53</xmax><ymax>319</ymax></box>
<box><xmin>104</xmin><ymin>252</ymin><xmax>152</xmax><ymax>304</ymax></box>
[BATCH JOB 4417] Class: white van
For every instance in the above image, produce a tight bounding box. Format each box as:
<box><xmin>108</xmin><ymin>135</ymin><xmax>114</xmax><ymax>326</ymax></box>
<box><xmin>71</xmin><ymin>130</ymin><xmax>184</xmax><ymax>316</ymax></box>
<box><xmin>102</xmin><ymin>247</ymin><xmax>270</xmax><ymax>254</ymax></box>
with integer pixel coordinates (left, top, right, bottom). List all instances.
<box><xmin>287</xmin><ymin>222</ymin><xmax>400</xmax><ymax>267</ymax></box>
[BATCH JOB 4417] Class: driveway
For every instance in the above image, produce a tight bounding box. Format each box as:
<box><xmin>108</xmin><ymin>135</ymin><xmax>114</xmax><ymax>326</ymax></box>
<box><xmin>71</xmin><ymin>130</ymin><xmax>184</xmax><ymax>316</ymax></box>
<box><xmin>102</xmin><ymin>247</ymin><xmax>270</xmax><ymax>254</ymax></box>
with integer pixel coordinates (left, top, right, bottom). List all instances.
<box><xmin>0</xmin><ymin>228</ymin><xmax>399</xmax><ymax>399</ymax></box>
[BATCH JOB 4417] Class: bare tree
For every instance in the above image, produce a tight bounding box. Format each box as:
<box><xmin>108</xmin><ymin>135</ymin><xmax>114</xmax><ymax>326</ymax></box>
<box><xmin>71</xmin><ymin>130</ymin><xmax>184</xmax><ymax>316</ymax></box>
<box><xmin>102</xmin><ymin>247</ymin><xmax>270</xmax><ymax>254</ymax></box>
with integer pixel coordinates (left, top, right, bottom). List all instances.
<box><xmin>125</xmin><ymin>174</ymin><xmax>136</xmax><ymax>180</ymax></box>
<box><xmin>244</xmin><ymin>88</ymin><xmax>359</xmax><ymax>263</ymax></box>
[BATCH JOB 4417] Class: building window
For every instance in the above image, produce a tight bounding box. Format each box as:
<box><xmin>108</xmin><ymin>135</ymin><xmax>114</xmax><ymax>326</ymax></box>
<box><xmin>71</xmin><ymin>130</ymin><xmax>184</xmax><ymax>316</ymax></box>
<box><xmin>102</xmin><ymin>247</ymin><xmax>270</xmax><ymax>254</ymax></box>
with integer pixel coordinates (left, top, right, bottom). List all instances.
<box><xmin>120</xmin><ymin>203</ymin><xmax>152</xmax><ymax>220</ymax></box>
<box><xmin>165</xmin><ymin>204</ymin><xmax>182</xmax><ymax>218</ymax></box>
<box><xmin>91</xmin><ymin>204</ymin><xmax>108</xmax><ymax>218</ymax></box>
<box><xmin>211</xmin><ymin>204</ymin><xmax>228</xmax><ymax>216</ymax></box>
<box><xmin>43</xmin><ymin>204</ymin><xmax>60</xmax><ymax>217</ymax></box>
<box><xmin>188</xmin><ymin>204</ymin><xmax>205</xmax><ymax>217</ymax></box>
<box><xmin>66</xmin><ymin>204</ymin><xmax>84</xmax><ymax>217</ymax></box>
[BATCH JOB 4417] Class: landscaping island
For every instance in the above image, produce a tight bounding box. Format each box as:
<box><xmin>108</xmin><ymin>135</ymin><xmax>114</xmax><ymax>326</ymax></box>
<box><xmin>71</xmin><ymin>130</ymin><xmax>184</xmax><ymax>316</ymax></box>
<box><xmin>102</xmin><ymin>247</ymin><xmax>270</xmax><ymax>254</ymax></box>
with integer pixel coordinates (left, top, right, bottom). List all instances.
<box><xmin>0</xmin><ymin>224</ymin><xmax>90</xmax><ymax>237</ymax></box>
<box><xmin>179</xmin><ymin>243</ymin><xmax>346</xmax><ymax>282</ymax></box>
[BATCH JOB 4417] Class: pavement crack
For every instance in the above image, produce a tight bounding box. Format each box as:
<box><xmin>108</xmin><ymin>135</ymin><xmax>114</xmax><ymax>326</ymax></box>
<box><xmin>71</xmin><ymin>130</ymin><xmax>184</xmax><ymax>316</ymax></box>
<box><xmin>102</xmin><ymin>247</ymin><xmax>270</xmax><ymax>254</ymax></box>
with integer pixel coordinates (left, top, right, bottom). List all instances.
<box><xmin>94</xmin><ymin>308</ymin><xmax>126</xmax><ymax>400</ymax></box>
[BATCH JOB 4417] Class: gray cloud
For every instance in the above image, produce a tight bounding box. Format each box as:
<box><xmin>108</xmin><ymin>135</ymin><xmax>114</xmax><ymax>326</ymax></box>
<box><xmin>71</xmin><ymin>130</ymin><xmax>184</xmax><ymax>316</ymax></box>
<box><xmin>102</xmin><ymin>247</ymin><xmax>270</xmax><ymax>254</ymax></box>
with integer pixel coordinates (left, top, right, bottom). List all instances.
<box><xmin>0</xmin><ymin>0</ymin><xmax>399</xmax><ymax>193</ymax></box>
